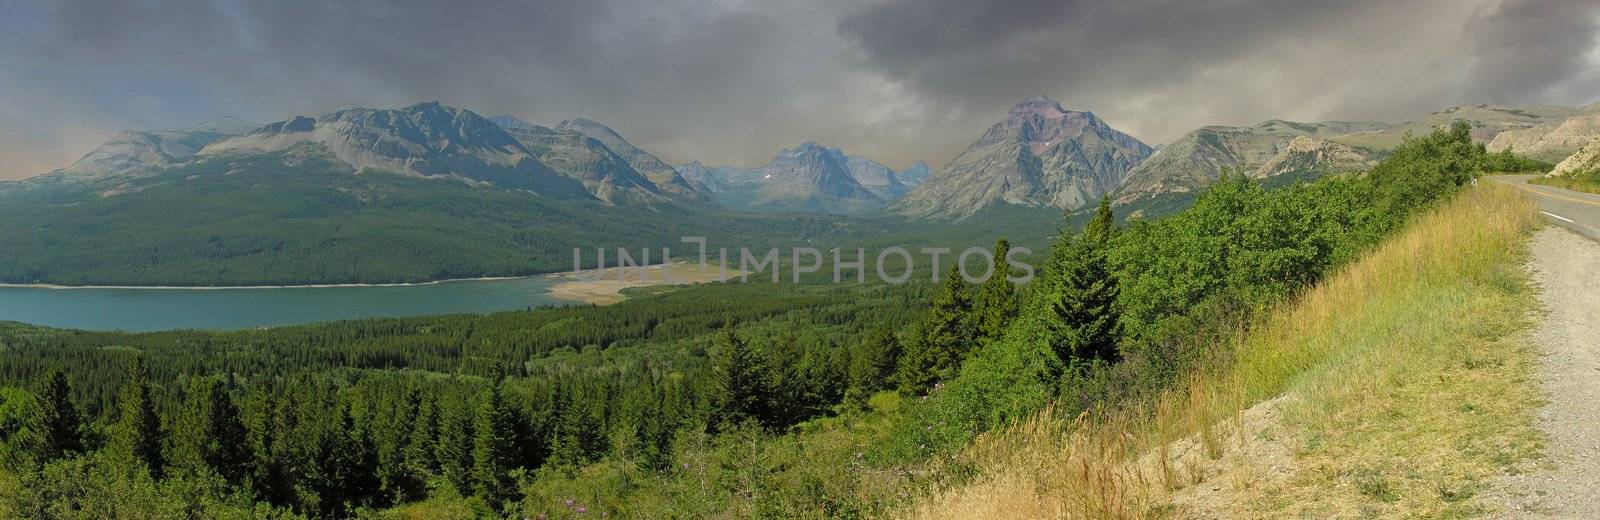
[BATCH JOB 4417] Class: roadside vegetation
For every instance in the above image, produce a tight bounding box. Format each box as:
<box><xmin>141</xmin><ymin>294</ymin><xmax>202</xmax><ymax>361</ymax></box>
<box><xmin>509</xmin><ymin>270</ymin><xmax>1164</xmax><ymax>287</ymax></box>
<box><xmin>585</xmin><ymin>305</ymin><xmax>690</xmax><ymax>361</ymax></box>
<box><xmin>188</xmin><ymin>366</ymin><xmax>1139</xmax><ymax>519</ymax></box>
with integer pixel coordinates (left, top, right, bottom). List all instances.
<box><xmin>909</xmin><ymin>182</ymin><xmax>1541</xmax><ymax>518</ymax></box>
<box><xmin>0</xmin><ymin>123</ymin><xmax>1546</xmax><ymax>518</ymax></box>
<box><xmin>1531</xmin><ymin>169</ymin><xmax>1600</xmax><ymax>195</ymax></box>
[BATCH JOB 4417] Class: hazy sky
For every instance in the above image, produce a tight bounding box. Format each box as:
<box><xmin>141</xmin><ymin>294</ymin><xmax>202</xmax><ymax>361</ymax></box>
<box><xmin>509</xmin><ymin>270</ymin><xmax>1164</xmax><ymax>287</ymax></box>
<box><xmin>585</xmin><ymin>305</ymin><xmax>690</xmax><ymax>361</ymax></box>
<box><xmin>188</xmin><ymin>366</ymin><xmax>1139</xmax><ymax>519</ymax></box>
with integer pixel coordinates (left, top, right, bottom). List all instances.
<box><xmin>2</xmin><ymin>0</ymin><xmax>1598</xmax><ymax>181</ymax></box>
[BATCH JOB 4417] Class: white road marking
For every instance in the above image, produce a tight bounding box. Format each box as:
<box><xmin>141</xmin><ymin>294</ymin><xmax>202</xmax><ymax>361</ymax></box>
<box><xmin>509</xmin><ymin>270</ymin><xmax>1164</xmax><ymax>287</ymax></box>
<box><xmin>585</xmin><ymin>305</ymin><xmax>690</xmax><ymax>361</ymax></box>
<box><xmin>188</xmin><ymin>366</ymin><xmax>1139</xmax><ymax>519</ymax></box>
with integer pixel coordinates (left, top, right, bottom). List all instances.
<box><xmin>1543</xmin><ymin>211</ymin><xmax>1576</xmax><ymax>223</ymax></box>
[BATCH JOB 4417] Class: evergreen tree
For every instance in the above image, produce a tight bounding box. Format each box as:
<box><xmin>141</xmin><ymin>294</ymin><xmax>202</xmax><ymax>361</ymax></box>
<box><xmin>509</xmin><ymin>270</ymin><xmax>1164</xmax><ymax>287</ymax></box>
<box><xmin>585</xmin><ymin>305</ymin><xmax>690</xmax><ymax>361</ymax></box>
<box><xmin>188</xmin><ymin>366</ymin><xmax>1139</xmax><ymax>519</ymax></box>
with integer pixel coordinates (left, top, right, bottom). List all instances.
<box><xmin>436</xmin><ymin>396</ymin><xmax>476</xmax><ymax>495</ymax></box>
<box><xmin>325</xmin><ymin>404</ymin><xmax>381</xmax><ymax>515</ymax></box>
<box><xmin>0</xmin><ymin>387</ymin><xmax>44</xmax><ymax>469</ymax></box>
<box><xmin>896</xmin><ymin>266</ymin><xmax>975</xmax><ymax>393</ymax></box>
<box><xmin>405</xmin><ymin>392</ymin><xmax>440</xmax><ymax>475</ymax></box>
<box><xmin>472</xmin><ymin>381</ymin><xmax>521</xmax><ymax>508</ymax></box>
<box><xmin>708</xmin><ymin>326</ymin><xmax>773</xmax><ymax>430</ymax></box>
<box><xmin>1046</xmin><ymin>196</ymin><xmax>1122</xmax><ymax>366</ymax></box>
<box><xmin>174</xmin><ymin>378</ymin><xmax>252</xmax><ymax>483</ymax></box>
<box><xmin>34</xmin><ymin>369</ymin><xmax>81</xmax><ymax>462</ymax></box>
<box><xmin>111</xmin><ymin>359</ymin><xmax>166</xmax><ymax>479</ymax></box>
<box><xmin>847</xmin><ymin>323</ymin><xmax>901</xmax><ymax>399</ymax></box>
<box><xmin>974</xmin><ymin>238</ymin><xmax>1020</xmax><ymax>341</ymax></box>
<box><xmin>379</xmin><ymin>390</ymin><xmax>426</xmax><ymax>503</ymax></box>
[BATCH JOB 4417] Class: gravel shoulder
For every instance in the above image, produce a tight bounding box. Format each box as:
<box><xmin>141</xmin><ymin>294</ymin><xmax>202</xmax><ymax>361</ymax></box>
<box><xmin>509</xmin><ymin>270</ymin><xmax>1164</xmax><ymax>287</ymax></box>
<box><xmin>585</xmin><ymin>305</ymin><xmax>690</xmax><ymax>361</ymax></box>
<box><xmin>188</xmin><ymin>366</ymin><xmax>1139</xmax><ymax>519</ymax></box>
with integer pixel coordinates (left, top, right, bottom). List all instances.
<box><xmin>1487</xmin><ymin>227</ymin><xmax>1600</xmax><ymax>517</ymax></box>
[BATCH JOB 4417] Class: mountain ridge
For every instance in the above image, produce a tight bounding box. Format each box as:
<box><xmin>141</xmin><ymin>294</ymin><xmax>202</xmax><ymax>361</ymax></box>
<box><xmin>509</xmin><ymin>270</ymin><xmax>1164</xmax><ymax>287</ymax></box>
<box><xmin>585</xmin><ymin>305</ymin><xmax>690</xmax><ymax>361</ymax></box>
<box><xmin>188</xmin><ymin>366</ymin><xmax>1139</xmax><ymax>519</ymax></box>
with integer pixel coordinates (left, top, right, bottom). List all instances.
<box><xmin>891</xmin><ymin>96</ymin><xmax>1152</xmax><ymax>219</ymax></box>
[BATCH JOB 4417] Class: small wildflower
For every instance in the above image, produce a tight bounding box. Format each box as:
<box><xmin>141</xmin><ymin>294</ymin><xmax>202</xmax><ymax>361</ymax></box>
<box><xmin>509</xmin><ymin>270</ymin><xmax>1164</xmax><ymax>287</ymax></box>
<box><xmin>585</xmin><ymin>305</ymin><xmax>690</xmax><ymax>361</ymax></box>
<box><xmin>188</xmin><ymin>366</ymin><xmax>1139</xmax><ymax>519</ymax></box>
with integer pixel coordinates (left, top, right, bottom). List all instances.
<box><xmin>577</xmin><ymin>506</ymin><xmax>588</xmax><ymax>513</ymax></box>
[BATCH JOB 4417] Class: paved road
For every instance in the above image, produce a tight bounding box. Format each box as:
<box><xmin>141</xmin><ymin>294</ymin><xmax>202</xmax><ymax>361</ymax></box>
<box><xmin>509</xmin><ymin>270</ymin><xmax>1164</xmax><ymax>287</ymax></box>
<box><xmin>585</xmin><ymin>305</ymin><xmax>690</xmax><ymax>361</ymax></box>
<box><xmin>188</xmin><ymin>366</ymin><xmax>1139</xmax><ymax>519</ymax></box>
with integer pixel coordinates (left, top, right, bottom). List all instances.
<box><xmin>1484</xmin><ymin>175</ymin><xmax>1600</xmax><ymax>517</ymax></box>
<box><xmin>1492</xmin><ymin>174</ymin><xmax>1600</xmax><ymax>242</ymax></box>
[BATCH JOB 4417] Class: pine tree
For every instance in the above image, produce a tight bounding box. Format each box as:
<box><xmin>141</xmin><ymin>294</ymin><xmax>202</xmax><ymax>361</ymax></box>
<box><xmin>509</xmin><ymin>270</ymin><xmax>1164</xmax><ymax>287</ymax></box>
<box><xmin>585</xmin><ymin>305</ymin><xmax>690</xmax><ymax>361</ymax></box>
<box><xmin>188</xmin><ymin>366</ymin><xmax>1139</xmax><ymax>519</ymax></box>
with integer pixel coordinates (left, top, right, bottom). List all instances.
<box><xmin>1046</xmin><ymin>196</ymin><xmax>1122</xmax><ymax>366</ymax></box>
<box><xmin>847</xmin><ymin>323</ymin><xmax>901</xmax><ymax>399</ymax></box>
<box><xmin>34</xmin><ymin>369</ymin><xmax>81</xmax><ymax>462</ymax></box>
<box><xmin>708</xmin><ymin>326</ymin><xmax>773</xmax><ymax>430</ymax></box>
<box><xmin>111</xmin><ymin>359</ymin><xmax>165</xmax><ymax>479</ymax></box>
<box><xmin>174</xmin><ymin>379</ymin><xmax>252</xmax><ymax>482</ymax></box>
<box><xmin>323</xmin><ymin>404</ymin><xmax>381</xmax><ymax>516</ymax></box>
<box><xmin>405</xmin><ymin>393</ymin><xmax>440</xmax><ymax>475</ymax></box>
<box><xmin>896</xmin><ymin>266</ymin><xmax>975</xmax><ymax>393</ymax></box>
<box><xmin>436</xmin><ymin>396</ymin><xmax>476</xmax><ymax>495</ymax></box>
<box><xmin>974</xmin><ymin>238</ymin><xmax>1019</xmax><ymax>341</ymax></box>
<box><xmin>472</xmin><ymin>381</ymin><xmax>521</xmax><ymax>508</ymax></box>
<box><xmin>378</xmin><ymin>390</ymin><xmax>426</xmax><ymax>503</ymax></box>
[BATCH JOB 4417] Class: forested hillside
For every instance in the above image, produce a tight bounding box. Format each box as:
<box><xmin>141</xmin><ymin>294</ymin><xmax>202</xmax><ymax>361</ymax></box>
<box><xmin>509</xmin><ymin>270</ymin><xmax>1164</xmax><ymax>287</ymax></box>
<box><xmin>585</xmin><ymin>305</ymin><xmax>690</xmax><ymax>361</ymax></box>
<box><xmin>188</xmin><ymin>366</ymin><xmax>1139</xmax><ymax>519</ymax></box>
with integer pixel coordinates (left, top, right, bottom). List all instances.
<box><xmin>0</xmin><ymin>124</ymin><xmax>1524</xmax><ymax>518</ymax></box>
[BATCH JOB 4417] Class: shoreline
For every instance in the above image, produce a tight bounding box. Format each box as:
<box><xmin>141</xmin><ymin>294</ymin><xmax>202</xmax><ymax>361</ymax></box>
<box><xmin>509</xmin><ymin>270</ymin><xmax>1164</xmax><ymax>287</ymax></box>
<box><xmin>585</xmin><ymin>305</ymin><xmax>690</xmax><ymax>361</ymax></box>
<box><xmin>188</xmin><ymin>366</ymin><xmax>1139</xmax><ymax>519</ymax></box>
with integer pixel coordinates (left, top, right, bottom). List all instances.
<box><xmin>0</xmin><ymin>275</ymin><xmax>535</xmax><ymax>291</ymax></box>
<box><xmin>0</xmin><ymin>262</ymin><xmax>742</xmax><ymax>297</ymax></box>
<box><xmin>546</xmin><ymin>262</ymin><xmax>749</xmax><ymax>305</ymax></box>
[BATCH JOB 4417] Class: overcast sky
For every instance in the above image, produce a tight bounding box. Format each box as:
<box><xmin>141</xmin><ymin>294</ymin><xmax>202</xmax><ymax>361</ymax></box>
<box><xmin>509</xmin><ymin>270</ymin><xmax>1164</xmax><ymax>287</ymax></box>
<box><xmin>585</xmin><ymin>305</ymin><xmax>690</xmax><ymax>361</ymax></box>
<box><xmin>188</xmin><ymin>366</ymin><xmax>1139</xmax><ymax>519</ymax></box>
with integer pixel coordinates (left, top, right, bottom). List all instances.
<box><xmin>2</xmin><ymin>0</ymin><xmax>1598</xmax><ymax>181</ymax></box>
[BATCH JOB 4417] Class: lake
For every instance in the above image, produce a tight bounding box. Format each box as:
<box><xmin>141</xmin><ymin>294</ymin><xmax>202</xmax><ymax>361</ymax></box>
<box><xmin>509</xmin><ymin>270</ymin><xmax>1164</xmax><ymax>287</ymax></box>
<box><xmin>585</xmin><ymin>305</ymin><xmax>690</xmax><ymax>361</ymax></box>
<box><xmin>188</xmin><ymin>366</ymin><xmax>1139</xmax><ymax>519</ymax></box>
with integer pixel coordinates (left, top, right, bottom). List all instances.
<box><xmin>0</xmin><ymin>277</ymin><xmax>572</xmax><ymax>332</ymax></box>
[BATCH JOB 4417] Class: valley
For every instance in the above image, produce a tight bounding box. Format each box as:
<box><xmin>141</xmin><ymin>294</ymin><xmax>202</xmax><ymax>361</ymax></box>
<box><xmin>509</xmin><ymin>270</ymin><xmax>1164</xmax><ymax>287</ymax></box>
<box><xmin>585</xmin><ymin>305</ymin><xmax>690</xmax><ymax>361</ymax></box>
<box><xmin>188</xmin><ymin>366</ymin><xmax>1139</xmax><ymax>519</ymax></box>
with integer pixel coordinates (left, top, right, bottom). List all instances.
<box><xmin>7</xmin><ymin>2</ymin><xmax>1600</xmax><ymax>518</ymax></box>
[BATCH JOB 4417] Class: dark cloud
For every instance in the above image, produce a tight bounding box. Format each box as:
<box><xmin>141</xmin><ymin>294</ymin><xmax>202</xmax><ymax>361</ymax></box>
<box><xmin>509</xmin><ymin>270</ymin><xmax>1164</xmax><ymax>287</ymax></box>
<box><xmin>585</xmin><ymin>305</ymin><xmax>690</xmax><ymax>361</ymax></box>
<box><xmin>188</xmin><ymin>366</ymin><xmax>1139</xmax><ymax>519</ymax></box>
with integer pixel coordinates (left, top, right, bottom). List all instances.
<box><xmin>1465</xmin><ymin>0</ymin><xmax>1600</xmax><ymax>104</ymax></box>
<box><xmin>2</xmin><ymin>0</ymin><xmax>1598</xmax><ymax>180</ymax></box>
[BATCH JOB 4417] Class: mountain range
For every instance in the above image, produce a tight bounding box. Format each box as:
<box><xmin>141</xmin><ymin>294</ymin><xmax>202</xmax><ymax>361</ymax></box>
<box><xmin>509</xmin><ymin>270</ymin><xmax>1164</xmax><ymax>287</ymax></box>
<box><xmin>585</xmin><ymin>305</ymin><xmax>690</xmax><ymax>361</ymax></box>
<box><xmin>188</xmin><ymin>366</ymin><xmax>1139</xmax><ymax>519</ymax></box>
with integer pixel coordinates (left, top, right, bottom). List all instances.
<box><xmin>1112</xmin><ymin>120</ymin><xmax>1390</xmax><ymax>207</ymax></box>
<box><xmin>1486</xmin><ymin>102</ymin><xmax>1600</xmax><ymax>163</ymax></box>
<box><xmin>674</xmin><ymin>142</ymin><xmax>924</xmax><ymax>215</ymax></box>
<box><xmin>4</xmin><ymin>96</ymin><xmax>1594</xmax><ymax>284</ymax></box>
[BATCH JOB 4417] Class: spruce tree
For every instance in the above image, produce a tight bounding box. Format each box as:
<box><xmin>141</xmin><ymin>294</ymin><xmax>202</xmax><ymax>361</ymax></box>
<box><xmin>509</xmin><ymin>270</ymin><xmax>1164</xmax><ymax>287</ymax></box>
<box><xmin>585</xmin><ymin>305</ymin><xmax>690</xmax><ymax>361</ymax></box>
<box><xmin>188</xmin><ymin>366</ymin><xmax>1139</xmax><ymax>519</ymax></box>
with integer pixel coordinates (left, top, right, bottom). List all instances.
<box><xmin>472</xmin><ymin>381</ymin><xmax>520</xmax><ymax>508</ymax></box>
<box><xmin>974</xmin><ymin>238</ymin><xmax>1019</xmax><ymax>341</ymax></box>
<box><xmin>112</xmin><ymin>359</ymin><xmax>165</xmax><ymax>478</ymax></box>
<box><xmin>34</xmin><ymin>369</ymin><xmax>81</xmax><ymax>462</ymax></box>
<box><xmin>896</xmin><ymin>266</ymin><xmax>975</xmax><ymax>393</ymax></box>
<box><xmin>708</xmin><ymin>326</ymin><xmax>772</xmax><ymax>430</ymax></box>
<box><xmin>1047</xmin><ymin>196</ymin><xmax>1122</xmax><ymax>365</ymax></box>
<box><xmin>405</xmin><ymin>393</ymin><xmax>440</xmax><ymax>474</ymax></box>
<box><xmin>847</xmin><ymin>323</ymin><xmax>901</xmax><ymax>399</ymax></box>
<box><xmin>173</xmin><ymin>379</ymin><xmax>252</xmax><ymax>482</ymax></box>
<box><xmin>436</xmin><ymin>396</ymin><xmax>476</xmax><ymax>495</ymax></box>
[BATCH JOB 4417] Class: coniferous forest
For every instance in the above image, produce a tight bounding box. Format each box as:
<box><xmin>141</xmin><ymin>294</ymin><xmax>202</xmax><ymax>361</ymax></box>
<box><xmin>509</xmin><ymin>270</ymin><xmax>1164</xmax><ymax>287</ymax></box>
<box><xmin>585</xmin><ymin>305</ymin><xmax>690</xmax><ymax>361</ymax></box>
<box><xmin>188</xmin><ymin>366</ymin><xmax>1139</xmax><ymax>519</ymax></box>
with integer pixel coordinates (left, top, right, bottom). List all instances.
<box><xmin>0</xmin><ymin>126</ymin><xmax>1515</xmax><ymax>518</ymax></box>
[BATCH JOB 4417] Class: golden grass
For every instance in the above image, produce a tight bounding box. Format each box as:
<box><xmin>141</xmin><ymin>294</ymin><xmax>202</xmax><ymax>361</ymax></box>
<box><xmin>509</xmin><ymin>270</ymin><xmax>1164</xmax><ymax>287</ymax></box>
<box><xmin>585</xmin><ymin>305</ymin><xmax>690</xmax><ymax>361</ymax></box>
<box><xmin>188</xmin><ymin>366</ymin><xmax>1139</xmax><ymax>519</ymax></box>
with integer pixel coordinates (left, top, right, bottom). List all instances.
<box><xmin>1530</xmin><ymin>174</ymin><xmax>1600</xmax><ymax>196</ymax></box>
<box><xmin>906</xmin><ymin>184</ymin><xmax>1543</xmax><ymax>519</ymax></box>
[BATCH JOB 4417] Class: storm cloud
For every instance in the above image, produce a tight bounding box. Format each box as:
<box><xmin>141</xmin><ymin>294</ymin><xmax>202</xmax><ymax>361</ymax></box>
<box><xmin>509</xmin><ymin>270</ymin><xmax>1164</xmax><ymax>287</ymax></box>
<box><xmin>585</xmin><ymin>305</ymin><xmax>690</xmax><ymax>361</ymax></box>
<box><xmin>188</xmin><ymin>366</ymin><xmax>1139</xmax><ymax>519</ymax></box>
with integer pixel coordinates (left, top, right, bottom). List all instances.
<box><xmin>1</xmin><ymin>0</ymin><xmax>1597</xmax><ymax>180</ymax></box>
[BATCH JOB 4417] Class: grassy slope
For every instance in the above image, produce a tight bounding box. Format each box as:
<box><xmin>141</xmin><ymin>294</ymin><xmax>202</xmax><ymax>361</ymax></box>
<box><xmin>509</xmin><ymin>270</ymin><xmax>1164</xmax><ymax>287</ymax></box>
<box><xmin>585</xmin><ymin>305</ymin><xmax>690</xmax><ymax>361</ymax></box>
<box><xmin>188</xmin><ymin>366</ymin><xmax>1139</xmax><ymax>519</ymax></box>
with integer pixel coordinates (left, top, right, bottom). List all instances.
<box><xmin>1531</xmin><ymin>174</ymin><xmax>1600</xmax><ymax>195</ymax></box>
<box><xmin>907</xmin><ymin>184</ymin><xmax>1543</xmax><ymax>518</ymax></box>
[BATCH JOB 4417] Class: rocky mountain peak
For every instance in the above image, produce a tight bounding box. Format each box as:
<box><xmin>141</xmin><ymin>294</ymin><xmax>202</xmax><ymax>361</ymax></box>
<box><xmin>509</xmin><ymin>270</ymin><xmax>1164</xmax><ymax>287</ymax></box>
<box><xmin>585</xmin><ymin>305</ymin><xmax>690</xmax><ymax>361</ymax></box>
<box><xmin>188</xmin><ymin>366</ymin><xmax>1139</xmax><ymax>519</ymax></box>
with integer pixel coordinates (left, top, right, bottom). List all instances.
<box><xmin>488</xmin><ymin>114</ymin><xmax>538</xmax><ymax>130</ymax></box>
<box><xmin>892</xmin><ymin>97</ymin><xmax>1151</xmax><ymax>219</ymax></box>
<box><xmin>974</xmin><ymin>96</ymin><xmax>1115</xmax><ymax>154</ymax></box>
<box><xmin>554</xmin><ymin>117</ymin><xmax>704</xmax><ymax>200</ymax></box>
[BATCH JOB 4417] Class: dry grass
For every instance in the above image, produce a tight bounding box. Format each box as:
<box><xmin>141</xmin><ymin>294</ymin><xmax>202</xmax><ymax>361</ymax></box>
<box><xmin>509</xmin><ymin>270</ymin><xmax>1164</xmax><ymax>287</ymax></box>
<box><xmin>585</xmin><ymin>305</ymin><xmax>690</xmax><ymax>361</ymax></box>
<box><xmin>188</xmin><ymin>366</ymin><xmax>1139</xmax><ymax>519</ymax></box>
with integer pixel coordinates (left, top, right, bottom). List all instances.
<box><xmin>906</xmin><ymin>184</ymin><xmax>1543</xmax><ymax>519</ymax></box>
<box><xmin>1530</xmin><ymin>174</ymin><xmax>1600</xmax><ymax>196</ymax></box>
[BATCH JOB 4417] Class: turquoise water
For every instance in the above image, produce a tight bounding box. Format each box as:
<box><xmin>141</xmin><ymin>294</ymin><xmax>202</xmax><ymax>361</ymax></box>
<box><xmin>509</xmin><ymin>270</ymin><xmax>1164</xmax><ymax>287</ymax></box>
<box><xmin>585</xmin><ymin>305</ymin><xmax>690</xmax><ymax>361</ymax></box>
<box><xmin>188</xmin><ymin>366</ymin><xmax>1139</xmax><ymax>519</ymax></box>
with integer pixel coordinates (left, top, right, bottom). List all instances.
<box><xmin>0</xmin><ymin>277</ymin><xmax>570</xmax><ymax>332</ymax></box>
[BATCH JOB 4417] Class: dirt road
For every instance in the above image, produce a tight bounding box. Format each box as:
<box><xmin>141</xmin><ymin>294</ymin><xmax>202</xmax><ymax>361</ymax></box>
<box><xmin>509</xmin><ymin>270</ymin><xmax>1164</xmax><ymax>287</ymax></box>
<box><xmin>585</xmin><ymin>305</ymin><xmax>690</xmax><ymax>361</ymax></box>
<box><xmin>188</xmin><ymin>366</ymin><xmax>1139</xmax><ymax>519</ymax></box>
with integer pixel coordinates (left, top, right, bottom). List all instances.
<box><xmin>1487</xmin><ymin>227</ymin><xmax>1600</xmax><ymax>517</ymax></box>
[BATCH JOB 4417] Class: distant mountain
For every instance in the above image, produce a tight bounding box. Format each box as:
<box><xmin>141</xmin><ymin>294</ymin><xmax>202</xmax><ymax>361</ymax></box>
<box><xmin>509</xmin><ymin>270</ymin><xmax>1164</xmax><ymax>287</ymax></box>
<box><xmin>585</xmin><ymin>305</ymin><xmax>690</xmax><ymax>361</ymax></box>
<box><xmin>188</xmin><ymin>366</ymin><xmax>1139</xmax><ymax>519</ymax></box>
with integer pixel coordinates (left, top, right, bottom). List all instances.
<box><xmin>487</xmin><ymin>114</ymin><xmax>539</xmax><ymax>130</ymax></box>
<box><xmin>202</xmin><ymin>102</ymin><xmax>594</xmax><ymax>198</ymax></box>
<box><xmin>891</xmin><ymin>97</ymin><xmax>1151</xmax><ymax>219</ymax></box>
<box><xmin>1487</xmin><ymin>102</ymin><xmax>1600</xmax><ymax>163</ymax></box>
<box><xmin>500</xmin><ymin>125</ymin><xmax>663</xmax><ymax>204</ymax></box>
<box><xmin>747</xmin><ymin>142</ymin><xmax>884</xmax><ymax>214</ymax></box>
<box><xmin>1115</xmin><ymin>119</ymin><xmax>1390</xmax><ymax>205</ymax></box>
<box><xmin>1250</xmin><ymin>136</ymin><xmax>1382</xmax><ymax>181</ymax></box>
<box><xmin>0</xmin><ymin>102</ymin><xmax>892</xmax><ymax>285</ymax></box>
<box><xmin>674</xmin><ymin>143</ymin><xmax>900</xmax><ymax>214</ymax></box>
<box><xmin>555</xmin><ymin>118</ymin><xmax>704</xmax><ymax>199</ymax></box>
<box><xmin>845</xmin><ymin>155</ymin><xmax>907</xmax><ymax>199</ymax></box>
<box><xmin>39</xmin><ymin>117</ymin><xmax>262</xmax><ymax>182</ymax></box>
<box><xmin>897</xmin><ymin>161</ymin><xmax>934</xmax><ymax>188</ymax></box>
<box><xmin>1331</xmin><ymin>104</ymin><xmax>1575</xmax><ymax>150</ymax></box>
<box><xmin>673</xmin><ymin>161</ymin><xmax>756</xmax><ymax>196</ymax></box>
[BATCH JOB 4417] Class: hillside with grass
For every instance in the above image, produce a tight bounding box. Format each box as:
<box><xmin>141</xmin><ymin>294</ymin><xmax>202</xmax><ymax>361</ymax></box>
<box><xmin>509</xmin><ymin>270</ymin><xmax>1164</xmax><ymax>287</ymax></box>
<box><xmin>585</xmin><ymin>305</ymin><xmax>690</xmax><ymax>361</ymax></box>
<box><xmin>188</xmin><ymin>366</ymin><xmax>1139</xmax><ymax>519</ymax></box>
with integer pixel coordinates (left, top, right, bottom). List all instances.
<box><xmin>910</xmin><ymin>183</ymin><xmax>1541</xmax><ymax>518</ymax></box>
